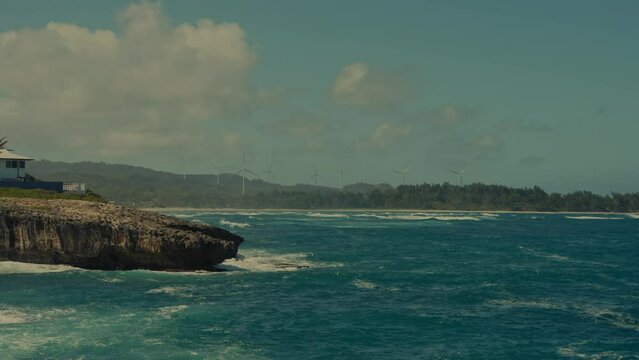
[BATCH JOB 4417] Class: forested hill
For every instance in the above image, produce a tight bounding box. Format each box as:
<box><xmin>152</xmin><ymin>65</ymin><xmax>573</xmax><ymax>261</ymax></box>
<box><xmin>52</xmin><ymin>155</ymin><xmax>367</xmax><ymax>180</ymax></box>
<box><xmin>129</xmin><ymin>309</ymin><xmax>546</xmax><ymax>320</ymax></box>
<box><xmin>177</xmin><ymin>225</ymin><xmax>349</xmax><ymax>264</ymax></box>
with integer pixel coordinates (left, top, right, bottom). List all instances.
<box><xmin>28</xmin><ymin>160</ymin><xmax>639</xmax><ymax>212</ymax></box>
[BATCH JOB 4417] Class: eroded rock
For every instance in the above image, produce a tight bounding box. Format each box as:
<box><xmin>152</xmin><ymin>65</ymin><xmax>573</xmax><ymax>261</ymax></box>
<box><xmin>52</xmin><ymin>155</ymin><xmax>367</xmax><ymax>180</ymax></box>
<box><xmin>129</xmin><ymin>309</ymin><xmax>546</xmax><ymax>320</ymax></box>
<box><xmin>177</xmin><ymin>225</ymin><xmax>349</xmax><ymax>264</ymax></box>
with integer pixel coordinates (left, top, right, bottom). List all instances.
<box><xmin>0</xmin><ymin>198</ymin><xmax>243</xmax><ymax>271</ymax></box>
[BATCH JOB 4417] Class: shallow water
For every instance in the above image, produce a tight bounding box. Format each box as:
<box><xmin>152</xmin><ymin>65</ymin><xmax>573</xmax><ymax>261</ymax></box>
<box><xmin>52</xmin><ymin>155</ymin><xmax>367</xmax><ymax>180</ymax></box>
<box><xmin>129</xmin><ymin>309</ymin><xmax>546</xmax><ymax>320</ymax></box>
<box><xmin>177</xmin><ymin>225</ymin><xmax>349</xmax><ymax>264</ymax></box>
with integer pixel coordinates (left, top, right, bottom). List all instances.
<box><xmin>1</xmin><ymin>211</ymin><xmax>638</xmax><ymax>359</ymax></box>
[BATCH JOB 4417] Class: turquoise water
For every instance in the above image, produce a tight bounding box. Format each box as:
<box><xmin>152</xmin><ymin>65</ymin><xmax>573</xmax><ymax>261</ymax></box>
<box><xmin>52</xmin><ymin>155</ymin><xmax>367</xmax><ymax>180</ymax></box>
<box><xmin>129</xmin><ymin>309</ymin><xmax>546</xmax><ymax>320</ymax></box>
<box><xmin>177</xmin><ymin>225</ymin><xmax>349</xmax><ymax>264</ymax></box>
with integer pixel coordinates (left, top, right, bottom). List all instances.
<box><xmin>1</xmin><ymin>211</ymin><xmax>638</xmax><ymax>359</ymax></box>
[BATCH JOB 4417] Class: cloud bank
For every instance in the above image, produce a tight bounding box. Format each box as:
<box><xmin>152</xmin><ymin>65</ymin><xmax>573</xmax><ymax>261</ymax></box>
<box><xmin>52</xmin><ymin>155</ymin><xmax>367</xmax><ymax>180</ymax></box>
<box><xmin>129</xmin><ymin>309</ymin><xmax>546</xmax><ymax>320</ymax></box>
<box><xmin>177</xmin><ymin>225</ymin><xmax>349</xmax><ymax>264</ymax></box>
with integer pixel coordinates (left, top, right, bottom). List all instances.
<box><xmin>0</xmin><ymin>2</ymin><xmax>255</xmax><ymax>156</ymax></box>
<box><xmin>331</xmin><ymin>62</ymin><xmax>413</xmax><ymax>110</ymax></box>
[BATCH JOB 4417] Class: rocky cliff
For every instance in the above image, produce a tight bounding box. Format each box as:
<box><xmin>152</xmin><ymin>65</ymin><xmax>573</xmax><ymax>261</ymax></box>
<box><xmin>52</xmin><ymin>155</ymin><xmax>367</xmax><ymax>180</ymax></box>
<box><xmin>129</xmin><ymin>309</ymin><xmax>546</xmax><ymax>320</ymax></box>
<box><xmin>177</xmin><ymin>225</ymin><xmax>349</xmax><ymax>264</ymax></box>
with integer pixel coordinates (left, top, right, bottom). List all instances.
<box><xmin>0</xmin><ymin>198</ymin><xmax>243</xmax><ymax>271</ymax></box>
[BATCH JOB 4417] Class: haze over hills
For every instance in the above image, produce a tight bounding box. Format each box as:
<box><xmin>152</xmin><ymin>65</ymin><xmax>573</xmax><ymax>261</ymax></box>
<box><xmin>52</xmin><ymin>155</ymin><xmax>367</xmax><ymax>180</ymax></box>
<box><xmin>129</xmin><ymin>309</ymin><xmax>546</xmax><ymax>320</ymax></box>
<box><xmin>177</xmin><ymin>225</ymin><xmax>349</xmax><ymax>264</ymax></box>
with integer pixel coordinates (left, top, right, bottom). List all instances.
<box><xmin>27</xmin><ymin>160</ymin><xmax>639</xmax><ymax>212</ymax></box>
<box><xmin>28</xmin><ymin>160</ymin><xmax>390</xmax><ymax>207</ymax></box>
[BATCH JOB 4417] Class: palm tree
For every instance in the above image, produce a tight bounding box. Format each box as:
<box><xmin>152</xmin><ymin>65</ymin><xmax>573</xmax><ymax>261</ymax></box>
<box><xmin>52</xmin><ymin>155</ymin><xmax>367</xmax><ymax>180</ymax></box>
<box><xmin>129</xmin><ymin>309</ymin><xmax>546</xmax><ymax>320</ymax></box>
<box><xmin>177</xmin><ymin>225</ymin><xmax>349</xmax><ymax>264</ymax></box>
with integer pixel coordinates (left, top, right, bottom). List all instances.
<box><xmin>0</xmin><ymin>137</ymin><xmax>7</xmax><ymax>149</ymax></box>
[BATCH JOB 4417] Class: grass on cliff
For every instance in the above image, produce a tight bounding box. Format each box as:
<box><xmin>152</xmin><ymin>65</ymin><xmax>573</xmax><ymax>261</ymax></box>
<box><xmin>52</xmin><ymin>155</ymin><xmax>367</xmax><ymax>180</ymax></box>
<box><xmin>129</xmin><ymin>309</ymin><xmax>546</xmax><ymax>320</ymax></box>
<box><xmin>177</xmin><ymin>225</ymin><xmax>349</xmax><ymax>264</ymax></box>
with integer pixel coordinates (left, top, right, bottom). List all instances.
<box><xmin>0</xmin><ymin>188</ymin><xmax>105</xmax><ymax>202</ymax></box>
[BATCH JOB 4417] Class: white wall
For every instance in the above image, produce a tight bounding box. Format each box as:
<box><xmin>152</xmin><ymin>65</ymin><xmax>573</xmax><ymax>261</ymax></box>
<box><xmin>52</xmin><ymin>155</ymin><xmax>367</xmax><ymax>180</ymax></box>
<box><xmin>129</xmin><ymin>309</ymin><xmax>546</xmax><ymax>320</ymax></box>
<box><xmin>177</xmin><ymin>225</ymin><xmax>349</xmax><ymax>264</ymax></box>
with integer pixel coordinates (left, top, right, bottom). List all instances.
<box><xmin>0</xmin><ymin>160</ymin><xmax>27</xmax><ymax>180</ymax></box>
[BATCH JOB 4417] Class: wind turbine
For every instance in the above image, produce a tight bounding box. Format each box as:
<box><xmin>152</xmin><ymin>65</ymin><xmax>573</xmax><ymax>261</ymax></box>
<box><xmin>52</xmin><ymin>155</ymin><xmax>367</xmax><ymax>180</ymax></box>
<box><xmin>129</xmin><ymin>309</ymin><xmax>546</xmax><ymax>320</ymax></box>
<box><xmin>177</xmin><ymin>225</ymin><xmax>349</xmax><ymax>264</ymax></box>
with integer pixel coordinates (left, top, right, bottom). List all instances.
<box><xmin>179</xmin><ymin>154</ymin><xmax>188</xmax><ymax>180</ymax></box>
<box><xmin>237</xmin><ymin>150</ymin><xmax>260</xmax><ymax>196</ymax></box>
<box><xmin>309</xmin><ymin>166</ymin><xmax>321</xmax><ymax>186</ymax></box>
<box><xmin>212</xmin><ymin>165</ymin><xmax>227</xmax><ymax>185</ymax></box>
<box><xmin>263</xmin><ymin>160</ymin><xmax>275</xmax><ymax>184</ymax></box>
<box><xmin>448</xmin><ymin>169</ymin><xmax>465</xmax><ymax>186</ymax></box>
<box><xmin>393</xmin><ymin>167</ymin><xmax>410</xmax><ymax>185</ymax></box>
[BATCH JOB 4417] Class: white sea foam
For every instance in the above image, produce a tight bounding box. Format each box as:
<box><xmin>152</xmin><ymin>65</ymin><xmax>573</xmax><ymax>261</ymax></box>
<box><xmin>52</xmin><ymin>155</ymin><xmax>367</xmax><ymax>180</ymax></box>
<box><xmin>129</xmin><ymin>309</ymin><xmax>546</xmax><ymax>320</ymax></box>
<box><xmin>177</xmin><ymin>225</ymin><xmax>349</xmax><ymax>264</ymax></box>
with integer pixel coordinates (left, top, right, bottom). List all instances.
<box><xmin>565</xmin><ymin>216</ymin><xmax>624</xmax><ymax>220</ymax></box>
<box><xmin>216</xmin><ymin>250</ymin><xmax>342</xmax><ymax>272</ymax></box>
<box><xmin>0</xmin><ymin>308</ymin><xmax>28</xmax><ymax>325</ymax></box>
<box><xmin>580</xmin><ymin>305</ymin><xmax>639</xmax><ymax>331</ymax></box>
<box><xmin>626</xmin><ymin>213</ymin><xmax>639</xmax><ymax>219</ymax></box>
<box><xmin>306</xmin><ymin>212</ymin><xmax>350</xmax><ymax>218</ymax></box>
<box><xmin>158</xmin><ymin>305</ymin><xmax>188</xmax><ymax>318</ymax></box>
<box><xmin>0</xmin><ymin>306</ymin><xmax>76</xmax><ymax>325</ymax></box>
<box><xmin>172</xmin><ymin>214</ymin><xmax>195</xmax><ymax>219</ymax></box>
<box><xmin>557</xmin><ymin>341</ymin><xmax>631</xmax><ymax>359</ymax></box>
<box><xmin>487</xmin><ymin>299</ymin><xmax>565</xmax><ymax>310</ymax></box>
<box><xmin>481</xmin><ymin>213</ymin><xmax>500</xmax><ymax>217</ymax></box>
<box><xmin>220</xmin><ymin>219</ymin><xmax>251</xmax><ymax>228</ymax></box>
<box><xmin>352</xmin><ymin>279</ymin><xmax>377</xmax><ymax>290</ymax></box>
<box><xmin>519</xmin><ymin>246</ymin><xmax>571</xmax><ymax>262</ymax></box>
<box><xmin>365</xmin><ymin>213</ymin><xmax>482</xmax><ymax>221</ymax></box>
<box><xmin>0</xmin><ymin>261</ymin><xmax>80</xmax><ymax>274</ymax></box>
<box><xmin>489</xmin><ymin>298</ymin><xmax>639</xmax><ymax>332</ymax></box>
<box><xmin>147</xmin><ymin>286</ymin><xmax>194</xmax><ymax>298</ymax></box>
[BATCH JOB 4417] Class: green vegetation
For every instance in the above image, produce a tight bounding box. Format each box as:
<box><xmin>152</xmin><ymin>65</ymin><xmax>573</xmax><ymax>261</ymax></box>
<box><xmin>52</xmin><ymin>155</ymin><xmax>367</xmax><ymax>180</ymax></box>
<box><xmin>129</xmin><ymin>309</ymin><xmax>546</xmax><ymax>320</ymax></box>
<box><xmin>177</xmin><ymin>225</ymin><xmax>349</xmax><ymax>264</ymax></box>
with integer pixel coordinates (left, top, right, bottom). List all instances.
<box><xmin>26</xmin><ymin>160</ymin><xmax>639</xmax><ymax>212</ymax></box>
<box><xmin>0</xmin><ymin>136</ymin><xmax>7</xmax><ymax>149</ymax></box>
<box><xmin>0</xmin><ymin>188</ymin><xmax>105</xmax><ymax>202</ymax></box>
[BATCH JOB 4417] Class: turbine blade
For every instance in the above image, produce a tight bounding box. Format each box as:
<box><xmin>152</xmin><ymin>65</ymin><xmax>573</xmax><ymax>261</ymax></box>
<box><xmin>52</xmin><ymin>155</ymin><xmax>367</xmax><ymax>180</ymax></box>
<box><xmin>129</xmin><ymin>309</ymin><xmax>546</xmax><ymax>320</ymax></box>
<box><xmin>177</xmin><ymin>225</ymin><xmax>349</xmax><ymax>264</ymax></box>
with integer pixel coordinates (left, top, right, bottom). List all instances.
<box><xmin>246</xmin><ymin>169</ymin><xmax>261</xmax><ymax>178</ymax></box>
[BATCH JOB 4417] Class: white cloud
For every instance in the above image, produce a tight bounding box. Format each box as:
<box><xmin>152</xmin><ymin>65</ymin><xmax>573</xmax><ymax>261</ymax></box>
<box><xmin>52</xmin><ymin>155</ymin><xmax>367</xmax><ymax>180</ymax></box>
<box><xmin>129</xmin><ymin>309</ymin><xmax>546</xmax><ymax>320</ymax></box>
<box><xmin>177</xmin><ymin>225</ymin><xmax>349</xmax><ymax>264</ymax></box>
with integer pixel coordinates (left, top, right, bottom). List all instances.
<box><xmin>0</xmin><ymin>1</ymin><xmax>255</xmax><ymax>157</ymax></box>
<box><xmin>331</xmin><ymin>62</ymin><xmax>413</xmax><ymax>110</ymax></box>
<box><xmin>357</xmin><ymin>122</ymin><xmax>410</xmax><ymax>150</ymax></box>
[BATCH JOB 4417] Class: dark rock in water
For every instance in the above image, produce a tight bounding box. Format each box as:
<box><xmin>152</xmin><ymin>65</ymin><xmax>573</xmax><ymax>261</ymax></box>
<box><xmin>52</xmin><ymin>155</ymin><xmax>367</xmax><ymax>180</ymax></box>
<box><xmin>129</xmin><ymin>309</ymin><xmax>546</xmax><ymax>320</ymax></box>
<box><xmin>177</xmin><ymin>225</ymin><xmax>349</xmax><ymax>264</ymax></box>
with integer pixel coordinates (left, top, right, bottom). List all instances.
<box><xmin>0</xmin><ymin>198</ymin><xmax>243</xmax><ymax>271</ymax></box>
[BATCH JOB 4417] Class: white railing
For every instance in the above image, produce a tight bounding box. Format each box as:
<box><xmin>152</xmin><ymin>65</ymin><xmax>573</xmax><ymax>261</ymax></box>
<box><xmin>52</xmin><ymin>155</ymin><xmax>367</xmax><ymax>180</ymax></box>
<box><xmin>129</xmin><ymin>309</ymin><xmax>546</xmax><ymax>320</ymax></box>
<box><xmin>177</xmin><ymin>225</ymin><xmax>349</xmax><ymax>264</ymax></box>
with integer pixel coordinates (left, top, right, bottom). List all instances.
<box><xmin>63</xmin><ymin>183</ymin><xmax>86</xmax><ymax>193</ymax></box>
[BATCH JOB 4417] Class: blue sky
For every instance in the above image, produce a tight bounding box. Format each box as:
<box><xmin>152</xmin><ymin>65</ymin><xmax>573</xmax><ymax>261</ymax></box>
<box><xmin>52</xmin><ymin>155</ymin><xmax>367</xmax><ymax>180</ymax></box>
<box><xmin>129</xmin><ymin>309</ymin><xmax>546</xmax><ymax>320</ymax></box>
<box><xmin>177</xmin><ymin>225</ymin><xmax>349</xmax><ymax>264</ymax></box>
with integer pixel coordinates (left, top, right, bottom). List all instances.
<box><xmin>0</xmin><ymin>0</ymin><xmax>638</xmax><ymax>193</ymax></box>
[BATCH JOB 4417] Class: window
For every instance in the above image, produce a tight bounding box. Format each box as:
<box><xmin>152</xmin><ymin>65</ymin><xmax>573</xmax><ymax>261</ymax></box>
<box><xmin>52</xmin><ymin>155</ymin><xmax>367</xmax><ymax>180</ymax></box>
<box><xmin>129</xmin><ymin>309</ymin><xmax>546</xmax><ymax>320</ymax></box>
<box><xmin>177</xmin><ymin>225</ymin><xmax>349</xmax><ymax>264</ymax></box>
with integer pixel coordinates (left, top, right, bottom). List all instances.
<box><xmin>19</xmin><ymin>161</ymin><xmax>25</xmax><ymax>169</ymax></box>
<box><xmin>4</xmin><ymin>161</ymin><xmax>9</xmax><ymax>168</ymax></box>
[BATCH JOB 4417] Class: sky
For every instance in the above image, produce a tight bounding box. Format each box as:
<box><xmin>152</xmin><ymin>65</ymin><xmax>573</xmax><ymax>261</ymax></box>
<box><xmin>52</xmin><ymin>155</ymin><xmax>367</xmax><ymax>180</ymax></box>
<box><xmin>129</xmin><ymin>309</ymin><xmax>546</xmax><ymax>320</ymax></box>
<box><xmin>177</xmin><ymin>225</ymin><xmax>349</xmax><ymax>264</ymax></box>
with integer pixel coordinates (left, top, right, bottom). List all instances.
<box><xmin>0</xmin><ymin>0</ymin><xmax>638</xmax><ymax>193</ymax></box>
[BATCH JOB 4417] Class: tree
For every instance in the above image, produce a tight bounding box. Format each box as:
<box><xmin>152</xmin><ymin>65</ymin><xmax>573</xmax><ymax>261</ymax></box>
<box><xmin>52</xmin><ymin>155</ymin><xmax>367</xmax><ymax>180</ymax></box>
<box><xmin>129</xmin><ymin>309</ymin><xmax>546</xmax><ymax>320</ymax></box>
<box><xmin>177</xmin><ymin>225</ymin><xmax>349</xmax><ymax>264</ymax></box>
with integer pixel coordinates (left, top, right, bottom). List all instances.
<box><xmin>0</xmin><ymin>137</ymin><xmax>6</xmax><ymax>149</ymax></box>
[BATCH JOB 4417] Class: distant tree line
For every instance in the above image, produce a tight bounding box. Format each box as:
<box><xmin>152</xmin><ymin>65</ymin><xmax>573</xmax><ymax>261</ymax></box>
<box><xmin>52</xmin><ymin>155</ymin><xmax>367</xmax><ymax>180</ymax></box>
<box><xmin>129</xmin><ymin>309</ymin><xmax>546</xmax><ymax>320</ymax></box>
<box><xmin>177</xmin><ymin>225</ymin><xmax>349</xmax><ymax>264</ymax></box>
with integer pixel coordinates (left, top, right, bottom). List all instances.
<box><xmin>239</xmin><ymin>183</ymin><xmax>639</xmax><ymax>212</ymax></box>
<box><xmin>26</xmin><ymin>160</ymin><xmax>639</xmax><ymax>211</ymax></box>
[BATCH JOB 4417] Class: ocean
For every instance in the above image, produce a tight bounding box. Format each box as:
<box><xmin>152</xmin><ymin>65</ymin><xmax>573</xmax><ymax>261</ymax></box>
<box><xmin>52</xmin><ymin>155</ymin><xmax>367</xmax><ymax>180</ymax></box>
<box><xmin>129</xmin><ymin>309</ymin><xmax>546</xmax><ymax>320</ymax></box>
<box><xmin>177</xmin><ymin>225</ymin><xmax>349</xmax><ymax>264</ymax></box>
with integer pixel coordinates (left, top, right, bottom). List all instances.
<box><xmin>1</xmin><ymin>211</ymin><xmax>638</xmax><ymax>359</ymax></box>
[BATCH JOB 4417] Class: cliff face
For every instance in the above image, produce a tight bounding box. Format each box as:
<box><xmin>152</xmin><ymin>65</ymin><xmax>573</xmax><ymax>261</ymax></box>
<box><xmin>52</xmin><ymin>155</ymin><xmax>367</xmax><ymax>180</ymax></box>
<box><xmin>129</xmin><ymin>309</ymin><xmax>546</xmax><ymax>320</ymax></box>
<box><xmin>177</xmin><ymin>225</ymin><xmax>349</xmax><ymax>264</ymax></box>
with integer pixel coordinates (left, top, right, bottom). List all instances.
<box><xmin>0</xmin><ymin>198</ymin><xmax>243</xmax><ymax>271</ymax></box>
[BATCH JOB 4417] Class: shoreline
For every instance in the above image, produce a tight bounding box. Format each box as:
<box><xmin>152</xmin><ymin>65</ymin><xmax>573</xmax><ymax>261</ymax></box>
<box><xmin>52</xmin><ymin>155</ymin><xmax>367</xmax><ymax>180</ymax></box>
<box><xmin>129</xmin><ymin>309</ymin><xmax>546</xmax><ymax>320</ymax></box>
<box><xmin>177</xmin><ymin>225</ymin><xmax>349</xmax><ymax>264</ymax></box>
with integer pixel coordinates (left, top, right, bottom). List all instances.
<box><xmin>141</xmin><ymin>207</ymin><xmax>639</xmax><ymax>216</ymax></box>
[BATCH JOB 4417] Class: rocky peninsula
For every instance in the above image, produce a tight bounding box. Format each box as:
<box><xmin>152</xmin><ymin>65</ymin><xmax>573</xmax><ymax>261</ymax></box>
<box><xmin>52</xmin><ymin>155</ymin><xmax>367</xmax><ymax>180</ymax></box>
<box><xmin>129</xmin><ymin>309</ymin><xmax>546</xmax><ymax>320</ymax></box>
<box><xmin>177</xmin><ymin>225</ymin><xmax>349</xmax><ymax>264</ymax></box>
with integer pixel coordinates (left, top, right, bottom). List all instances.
<box><xmin>0</xmin><ymin>198</ymin><xmax>243</xmax><ymax>271</ymax></box>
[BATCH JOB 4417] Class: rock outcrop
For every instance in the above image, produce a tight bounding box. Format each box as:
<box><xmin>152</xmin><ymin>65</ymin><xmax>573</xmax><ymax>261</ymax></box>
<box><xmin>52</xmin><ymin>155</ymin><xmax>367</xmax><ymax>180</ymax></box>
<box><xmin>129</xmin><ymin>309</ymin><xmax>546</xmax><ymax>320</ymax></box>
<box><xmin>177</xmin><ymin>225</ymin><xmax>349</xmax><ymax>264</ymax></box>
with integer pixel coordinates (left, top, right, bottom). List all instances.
<box><xmin>0</xmin><ymin>198</ymin><xmax>243</xmax><ymax>271</ymax></box>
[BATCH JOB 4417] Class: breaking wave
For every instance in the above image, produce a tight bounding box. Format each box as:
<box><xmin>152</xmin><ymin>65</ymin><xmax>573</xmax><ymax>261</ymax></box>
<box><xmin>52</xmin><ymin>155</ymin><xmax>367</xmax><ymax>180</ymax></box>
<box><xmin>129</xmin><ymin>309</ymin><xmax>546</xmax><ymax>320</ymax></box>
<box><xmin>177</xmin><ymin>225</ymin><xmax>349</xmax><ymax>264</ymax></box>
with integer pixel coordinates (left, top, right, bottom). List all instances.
<box><xmin>306</xmin><ymin>212</ymin><xmax>350</xmax><ymax>218</ymax></box>
<box><xmin>0</xmin><ymin>261</ymin><xmax>80</xmax><ymax>274</ymax></box>
<box><xmin>158</xmin><ymin>305</ymin><xmax>189</xmax><ymax>319</ymax></box>
<box><xmin>565</xmin><ymin>216</ymin><xmax>624</xmax><ymax>220</ymax></box>
<box><xmin>215</xmin><ymin>250</ymin><xmax>342</xmax><ymax>272</ymax></box>
<box><xmin>351</xmin><ymin>279</ymin><xmax>377</xmax><ymax>290</ymax></box>
<box><xmin>146</xmin><ymin>286</ymin><xmax>194</xmax><ymax>298</ymax></box>
<box><xmin>219</xmin><ymin>219</ymin><xmax>251</xmax><ymax>228</ymax></box>
<box><xmin>353</xmin><ymin>213</ymin><xmax>483</xmax><ymax>221</ymax></box>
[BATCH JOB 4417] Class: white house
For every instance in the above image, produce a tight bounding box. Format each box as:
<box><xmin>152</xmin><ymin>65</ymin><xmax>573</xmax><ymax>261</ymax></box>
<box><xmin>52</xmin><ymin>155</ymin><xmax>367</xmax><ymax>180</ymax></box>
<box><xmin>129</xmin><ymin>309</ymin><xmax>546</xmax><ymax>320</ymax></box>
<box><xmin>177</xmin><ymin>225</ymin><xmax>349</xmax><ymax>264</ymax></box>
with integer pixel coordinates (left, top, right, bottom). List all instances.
<box><xmin>0</xmin><ymin>149</ymin><xmax>33</xmax><ymax>181</ymax></box>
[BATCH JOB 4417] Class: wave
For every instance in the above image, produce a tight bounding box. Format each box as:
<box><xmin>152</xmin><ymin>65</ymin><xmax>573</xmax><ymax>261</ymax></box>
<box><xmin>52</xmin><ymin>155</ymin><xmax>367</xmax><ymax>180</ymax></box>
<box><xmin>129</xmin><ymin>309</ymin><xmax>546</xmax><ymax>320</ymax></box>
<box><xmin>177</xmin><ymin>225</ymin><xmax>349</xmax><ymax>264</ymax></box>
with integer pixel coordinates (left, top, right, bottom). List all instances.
<box><xmin>0</xmin><ymin>308</ymin><xmax>29</xmax><ymax>325</ymax></box>
<box><xmin>565</xmin><ymin>216</ymin><xmax>624</xmax><ymax>220</ymax></box>
<box><xmin>351</xmin><ymin>279</ymin><xmax>377</xmax><ymax>290</ymax></box>
<box><xmin>215</xmin><ymin>250</ymin><xmax>342</xmax><ymax>272</ymax></box>
<box><xmin>219</xmin><ymin>219</ymin><xmax>251</xmax><ymax>228</ymax></box>
<box><xmin>146</xmin><ymin>286</ymin><xmax>194</xmax><ymax>298</ymax></box>
<box><xmin>0</xmin><ymin>261</ymin><xmax>80</xmax><ymax>274</ymax></box>
<box><xmin>0</xmin><ymin>306</ymin><xmax>76</xmax><ymax>325</ymax></box>
<box><xmin>306</xmin><ymin>212</ymin><xmax>350</xmax><ymax>218</ymax></box>
<box><xmin>362</xmin><ymin>213</ymin><xmax>482</xmax><ymax>221</ymax></box>
<box><xmin>581</xmin><ymin>305</ymin><xmax>639</xmax><ymax>331</ymax></box>
<box><xmin>487</xmin><ymin>299</ymin><xmax>565</xmax><ymax>310</ymax></box>
<box><xmin>626</xmin><ymin>213</ymin><xmax>639</xmax><ymax>219</ymax></box>
<box><xmin>557</xmin><ymin>341</ymin><xmax>634</xmax><ymax>359</ymax></box>
<box><xmin>519</xmin><ymin>246</ymin><xmax>570</xmax><ymax>262</ymax></box>
<box><xmin>158</xmin><ymin>305</ymin><xmax>188</xmax><ymax>319</ymax></box>
<box><xmin>489</xmin><ymin>298</ymin><xmax>639</xmax><ymax>331</ymax></box>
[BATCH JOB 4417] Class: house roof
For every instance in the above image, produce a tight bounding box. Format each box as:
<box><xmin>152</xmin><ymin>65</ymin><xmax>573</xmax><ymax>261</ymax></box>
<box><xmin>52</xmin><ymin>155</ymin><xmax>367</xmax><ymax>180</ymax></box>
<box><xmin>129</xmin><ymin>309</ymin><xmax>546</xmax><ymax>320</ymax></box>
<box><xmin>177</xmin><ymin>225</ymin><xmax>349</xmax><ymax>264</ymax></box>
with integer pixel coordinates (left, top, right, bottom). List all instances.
<box><xmin>0</xmin><ymin>149</ymin><xmax>34</xmax><ymax>161</ymax></box>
